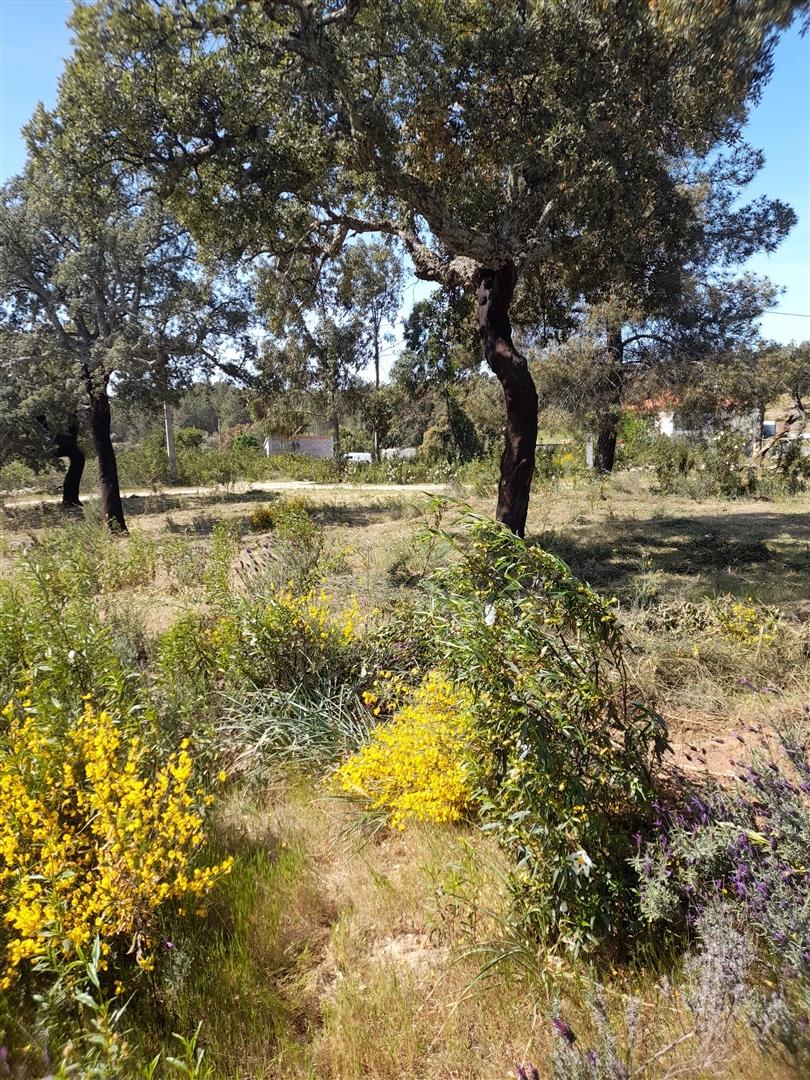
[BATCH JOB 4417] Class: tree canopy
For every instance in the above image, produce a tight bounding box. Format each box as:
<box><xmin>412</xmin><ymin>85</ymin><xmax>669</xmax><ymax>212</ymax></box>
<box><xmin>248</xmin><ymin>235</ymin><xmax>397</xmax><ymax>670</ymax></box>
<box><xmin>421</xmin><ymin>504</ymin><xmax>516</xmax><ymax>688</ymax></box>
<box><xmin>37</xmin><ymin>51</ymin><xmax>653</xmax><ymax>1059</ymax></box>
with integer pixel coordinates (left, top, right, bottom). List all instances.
<box><xmin>18</xmin><ymin>0</ymin><xmax>810</xmax><ymax>530</ymax></box>
<box><xmin>0</xmin><ymin>163</ymin><xmax>253</xmax><ymax>527</ymax></box>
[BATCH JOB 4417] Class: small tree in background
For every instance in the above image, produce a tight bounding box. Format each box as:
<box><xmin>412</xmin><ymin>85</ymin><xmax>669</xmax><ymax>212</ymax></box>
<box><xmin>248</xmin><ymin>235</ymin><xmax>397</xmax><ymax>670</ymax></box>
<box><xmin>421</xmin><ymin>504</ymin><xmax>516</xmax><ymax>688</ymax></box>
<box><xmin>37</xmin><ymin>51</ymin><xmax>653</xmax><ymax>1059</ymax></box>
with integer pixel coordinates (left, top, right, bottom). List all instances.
<box><xmin>337</xmin><ymin>241</ymin><xmax>404</xmax><ymax>459</ymax></box>
<box><xmin>0</xmin><ymin>330</ymin><xmax>86</xmax><ymax>505</ymax></box>
<box><xmin>257</xmin><ymin>257</ymin><xmax>365</xmax><ymax>465</ymax></box>
<box><xmin>0</xmin><ymin>164</ymin><xmax>253</xmax><ymax>528</ymax></box>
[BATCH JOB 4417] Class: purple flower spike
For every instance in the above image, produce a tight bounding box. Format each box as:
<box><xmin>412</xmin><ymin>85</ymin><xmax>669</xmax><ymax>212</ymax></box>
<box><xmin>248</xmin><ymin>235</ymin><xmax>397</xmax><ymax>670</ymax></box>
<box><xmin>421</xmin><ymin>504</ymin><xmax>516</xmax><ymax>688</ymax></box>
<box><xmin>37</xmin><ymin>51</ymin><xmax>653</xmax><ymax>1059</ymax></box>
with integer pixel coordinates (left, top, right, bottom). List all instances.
<box><xmin>552</xmin><ymin>1018</ymin><xmax>576</xmax><ymax>1046</ymax></box>
<box><xmin>515</xmin><ymin>1067</ymin><xmax>540</xmax><ymax>1080</ymax></box>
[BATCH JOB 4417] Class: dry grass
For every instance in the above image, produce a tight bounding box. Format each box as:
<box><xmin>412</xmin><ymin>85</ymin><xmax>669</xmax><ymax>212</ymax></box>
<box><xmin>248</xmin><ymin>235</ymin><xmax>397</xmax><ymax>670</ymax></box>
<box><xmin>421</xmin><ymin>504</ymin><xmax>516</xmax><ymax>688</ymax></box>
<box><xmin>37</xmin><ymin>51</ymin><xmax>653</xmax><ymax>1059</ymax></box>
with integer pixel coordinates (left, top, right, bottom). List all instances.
<box><xmin>3</xmin><ymin>475</ymin><xmax>810</xmax><ymax>1077</ymax></box>
<box><xmin>139</xmin><ymin>779</ymin><xmax>800</xmax><ymax>1079</ymax></box>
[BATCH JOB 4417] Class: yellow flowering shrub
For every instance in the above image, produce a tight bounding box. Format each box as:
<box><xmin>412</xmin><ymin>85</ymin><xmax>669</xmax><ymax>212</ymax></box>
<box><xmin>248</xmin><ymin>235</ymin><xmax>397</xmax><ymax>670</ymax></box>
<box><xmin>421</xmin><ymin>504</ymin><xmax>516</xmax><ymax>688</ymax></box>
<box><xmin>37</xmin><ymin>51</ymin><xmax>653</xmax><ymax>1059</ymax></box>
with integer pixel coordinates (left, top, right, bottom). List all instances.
<box><xmin>0</xmin><ymin>698</ymin><xmax>232</xmax><ymax>989</ymax></box>
<box><xmin>208</xmin><ymin>586</ymin><xmax>361</xmax><ymax>689</ymax></box>
<box><xmin>712</xmin><ymin>595</ymin><xmax>780</xmax><ymax>646</ymax></box>
<box><xmin>333</xmin><ymin>671</ymin><xmax>474</xmax><ymax>829</ymax></box>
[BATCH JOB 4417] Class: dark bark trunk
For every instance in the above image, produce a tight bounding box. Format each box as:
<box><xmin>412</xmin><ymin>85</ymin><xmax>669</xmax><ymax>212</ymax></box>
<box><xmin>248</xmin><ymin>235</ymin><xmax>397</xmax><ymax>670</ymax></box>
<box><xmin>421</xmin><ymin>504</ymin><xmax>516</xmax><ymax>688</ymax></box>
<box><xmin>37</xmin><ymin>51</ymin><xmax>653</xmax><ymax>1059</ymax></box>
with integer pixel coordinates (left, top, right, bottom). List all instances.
<box><xmin>594</xmin><ymin>324</ymin><xmax>625</xmax><ymax>475</ymax></box>
<box><xmin>89</xmin><ymin>391</ymin><xmax>127</xmax><ymax>532</ymax></box>
<box><xmin>53</xmin><ymin>424</ymin><xmax>85</xmax><ymax>509</ymax></box>
<box><xmin>475</xmin><ymin>261</ymin><xmax>538</xmax><ymax>538</ymax></box>
<box><xmin>594</xmin><ymin>424</ymin><xmax>618</xmax><ymax>474</ymax></box>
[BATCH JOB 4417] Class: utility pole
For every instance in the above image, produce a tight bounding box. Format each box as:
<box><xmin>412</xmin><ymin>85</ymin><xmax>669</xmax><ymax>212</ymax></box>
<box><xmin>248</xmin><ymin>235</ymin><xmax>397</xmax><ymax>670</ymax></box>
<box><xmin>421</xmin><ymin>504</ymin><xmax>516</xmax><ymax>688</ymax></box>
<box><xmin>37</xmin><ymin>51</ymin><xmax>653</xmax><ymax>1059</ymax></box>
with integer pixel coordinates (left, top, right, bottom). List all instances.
<box><xmin>164</xmin><ymin>400</ymin><xmax>177</xmax><ymax>482</ymax></box>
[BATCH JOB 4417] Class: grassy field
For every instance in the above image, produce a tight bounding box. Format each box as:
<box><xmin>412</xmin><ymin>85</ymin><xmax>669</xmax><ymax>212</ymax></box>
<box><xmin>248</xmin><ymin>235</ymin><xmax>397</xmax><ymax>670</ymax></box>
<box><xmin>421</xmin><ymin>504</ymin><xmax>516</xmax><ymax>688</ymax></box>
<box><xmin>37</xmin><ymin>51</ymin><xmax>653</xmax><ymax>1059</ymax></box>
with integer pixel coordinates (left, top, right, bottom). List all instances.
<box><xmin>1</xmin><ymin>473</ymin><xmax>808</xmax><ymax>1078</ymax></box>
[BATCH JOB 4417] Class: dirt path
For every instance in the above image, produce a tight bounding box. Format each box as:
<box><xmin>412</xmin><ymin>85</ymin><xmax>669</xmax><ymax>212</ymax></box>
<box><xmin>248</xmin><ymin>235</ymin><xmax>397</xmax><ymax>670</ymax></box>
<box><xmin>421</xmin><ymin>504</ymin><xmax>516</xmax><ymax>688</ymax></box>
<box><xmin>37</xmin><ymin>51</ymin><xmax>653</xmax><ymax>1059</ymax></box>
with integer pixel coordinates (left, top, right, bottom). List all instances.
<box><xmin>3</xmin><ymin>478</ymin><xmax>449</xmax><ymax>511</ymax></box>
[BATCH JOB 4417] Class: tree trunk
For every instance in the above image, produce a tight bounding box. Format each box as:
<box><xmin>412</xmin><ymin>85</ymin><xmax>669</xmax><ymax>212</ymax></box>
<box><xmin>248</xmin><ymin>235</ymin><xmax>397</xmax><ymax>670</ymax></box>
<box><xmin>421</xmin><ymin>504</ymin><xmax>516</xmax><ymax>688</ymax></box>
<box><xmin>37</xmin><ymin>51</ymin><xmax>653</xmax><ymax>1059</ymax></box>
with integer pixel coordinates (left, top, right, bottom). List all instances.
<box><xmin>594</xmin><ymin>324</ymin><xmax>625</xmax><ymax>475</ymax></box>
<box><xmin>372</xmin><ymin>333</ymin><xmax>381</xmax><ymax>462</ymax></box>
<box><xmin>89</xmin><ymin>391</ymin><xmax>127</xmax><ymax>531</ymax></box>
<box><xmin>594</xmin><ymin>422</ymin><xmax>619</xmax><ymax>474</ymax></box>
<box><xmin>164</xmin><ymin>401</ymin><xmax>178</xmax><ymax>482</ymax></box>
<box><xmin>474</xmin><ymin>261</ymin><xmax>537</xmax><ymax>538</ymax></box>
<box><xmin>331</xmin><ymin>402</ymin><xmax>342</xmax><ymax>468</ymax></box>
<box><xmin>53</xmin><ymin>424</ymin><xmax>85</xmax><ymax>509</ymax></box>
<box><xmin>753</xmin><ymin>401</ymin><xmax>765</xmax><ymax>456</ymax></box>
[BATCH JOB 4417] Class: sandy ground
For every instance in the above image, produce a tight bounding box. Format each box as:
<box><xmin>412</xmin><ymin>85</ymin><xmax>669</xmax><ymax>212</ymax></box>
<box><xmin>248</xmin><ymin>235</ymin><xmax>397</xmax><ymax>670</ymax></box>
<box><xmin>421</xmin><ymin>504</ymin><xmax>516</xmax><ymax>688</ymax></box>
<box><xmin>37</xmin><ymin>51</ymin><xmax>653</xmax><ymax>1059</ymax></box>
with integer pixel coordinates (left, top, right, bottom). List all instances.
<box><xmin>2</xmin><ymin>478</ymin><xmax>449</xmax><ymax>510</ymax></box>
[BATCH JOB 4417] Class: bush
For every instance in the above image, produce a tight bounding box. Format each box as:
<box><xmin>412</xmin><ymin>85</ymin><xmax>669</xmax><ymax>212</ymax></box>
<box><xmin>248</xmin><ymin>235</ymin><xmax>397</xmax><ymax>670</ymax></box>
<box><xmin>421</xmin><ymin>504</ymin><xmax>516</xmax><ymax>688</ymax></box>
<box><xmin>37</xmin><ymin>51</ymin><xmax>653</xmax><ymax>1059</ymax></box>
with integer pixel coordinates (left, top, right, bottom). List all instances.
<box><xmin>248</xmin><ymin>494</ymin><xmax>317</xmax><ymax>542</ymax></box>
<box><xmin>0</xmin><ymin>694</ymin><xmax>232</xmax><ymax>990</ymax></box>
<box><xmin>231</xmin><ymin>432</ymin><xmax>259</xmax><ymax>452</ymax></box>
<box><xmin>425</xmin><ymin>517</ymin><xmax>668</xmax><ymax>952</ymax></box>
<box><xmin>332</xmin><ymin>671</ymin><xmax>475</xmax><ymax>829</ymax></box>
<box><xmin>174</xmin><ymin>427</ymin><xmax>208</xmax><ymax>451</ymax></box>
<box><xmin>651</xmin><ymin>430</ymin><xmax>809</xmax><ymax>500</ymax></box>
<box><xmin>632</xmin><ymin>719</ymin><xmax>810</xmax><ymax>1062</ymax></box>
<box><xmin>200</xmin><ymin>586</ymin><xmax>362</xmax><ymax>693</ymax></box>
<box><xmin>614</xmin><ymin>411</ymin><xmax>655</xmax><ymax>469</ymax></box>
<box><xmin>0</xmin><ymin>459</ymin><xmax>38</xmax><ymax>493</ymax></box>
<box><xmin>0</xmin><ymin>537</ymin><xmax>144</xmax><ymax>718</ymax></box>
<box><xmin>545</xmin><ymin>904</ymin><xmax>764</xmax><ymax>1079</ymax></box>
<box><xmin>260</xmin><ymin>452</ymin><xmax>340</xmax><ymax>483</ymax></box>
<box><xmin>153</xmin><ymin>610</ymin><xmax>220</xmax><ymax>720</ymax></box>
<box><xmin>634</xmin><ymin>720</ymin><xmax>810</xmax><ymax>979</ymax></box>
<box><xmin>220</xmin><ymin>681</ymin><xmax>373</xmax><ymax>775</ymax></box>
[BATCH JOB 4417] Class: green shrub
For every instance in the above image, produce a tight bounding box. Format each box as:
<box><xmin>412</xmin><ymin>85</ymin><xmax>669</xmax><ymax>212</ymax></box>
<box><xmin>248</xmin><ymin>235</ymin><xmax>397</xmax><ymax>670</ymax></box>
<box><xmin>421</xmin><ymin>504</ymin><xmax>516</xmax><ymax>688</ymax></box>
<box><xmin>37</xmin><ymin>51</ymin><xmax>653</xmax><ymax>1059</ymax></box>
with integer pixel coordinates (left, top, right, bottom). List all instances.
<box><xmin>230</xmin><ymin>432</ymin><xmax>259</xmax><ymax>452</ymax></box>
<box><xmin>154</xmin><ymin>610</ymin><xmax>219</xmax><ymax>718</ymax></box>
<box><xmin>651</xmin><ymin>430</ymin><xmax>807</xmax><ymax>500</ymax></box>
<box><xmin>768</xmin><ymin>438</ymin><xmax>810</xmax><ymax>495</ymax></box>
<box><xmin>175</xmin><ymin>427</ymin><xmax>208</xmax><ymax>451</ymax></box>
<box><xmin>207</xmin><ymin>586</ymin><xmax>362</xmax><ymax>693</ymax></box>
<box><xmin>248</xmin><ymin>495</ymin><xmax>315</xmax><ymax>540</ymax></box>
<box><xmin>260</xmin><ymin>452</ymin><xmax>340</xmax><ymax>483</ymax></box>
<box><xmin>614</xmin><ymin>412</ymin><xmax>655</xmax><ymax>468</ymax></box>
<box><xmin>632</xmin><ymin>722</ymin><xmax>810</xmax><ymax>1064</ymax></box>
<box><xmin>0</xmin><ymin>459</ymin><xmax>38</xmax><ymax>493</ymax></box>
<box><xmin>425</xmin><ymin>517</ymin><xmax>669</xmax><ymax>953</ymax></box>
<box><xmin>0</xmin><ymin>544</ymin><xmax>143</xmax><ymax>720</ymax></box>
<box><xmin>453</xmin><ymin>452</ymin><xmax>500</xmax><ymax>496</ymax></box>
<box><xmin>249</xmin><ymin>503</ymin><xmax>276</xmax><ymax>531</ymax></box>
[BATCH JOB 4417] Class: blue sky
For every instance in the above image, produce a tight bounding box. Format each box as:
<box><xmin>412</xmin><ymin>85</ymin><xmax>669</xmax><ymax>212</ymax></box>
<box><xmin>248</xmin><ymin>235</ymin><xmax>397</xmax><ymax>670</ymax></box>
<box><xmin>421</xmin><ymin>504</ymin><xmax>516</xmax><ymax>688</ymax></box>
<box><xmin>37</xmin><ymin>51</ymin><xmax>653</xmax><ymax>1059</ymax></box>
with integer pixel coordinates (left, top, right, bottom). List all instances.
<box><xmin>1</xmin><ymin>0</ymin><xmax>808</xmax><ymax>348</ymax></box>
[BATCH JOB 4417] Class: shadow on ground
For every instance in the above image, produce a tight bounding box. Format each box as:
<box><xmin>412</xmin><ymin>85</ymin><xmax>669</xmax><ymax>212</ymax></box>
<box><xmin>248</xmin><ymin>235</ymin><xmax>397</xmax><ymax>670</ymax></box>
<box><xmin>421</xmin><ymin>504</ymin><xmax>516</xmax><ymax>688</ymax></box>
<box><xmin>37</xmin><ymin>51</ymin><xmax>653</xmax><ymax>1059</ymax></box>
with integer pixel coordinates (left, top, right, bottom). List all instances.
<box><xmin>530</xmin><ymin>510</ymin><xmax>810</xmax><ymax>606</ymax></box>
<box><xmin>1</xmin><ymin>485</ymin><xmax>423</xmax><ymax>534</ymax></box>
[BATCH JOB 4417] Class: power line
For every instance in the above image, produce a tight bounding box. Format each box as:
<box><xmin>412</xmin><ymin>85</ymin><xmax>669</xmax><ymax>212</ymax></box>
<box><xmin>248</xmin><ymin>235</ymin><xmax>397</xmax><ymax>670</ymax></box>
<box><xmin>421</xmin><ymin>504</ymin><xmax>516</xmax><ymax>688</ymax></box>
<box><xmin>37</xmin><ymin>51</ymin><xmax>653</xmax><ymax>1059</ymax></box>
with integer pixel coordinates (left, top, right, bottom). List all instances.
<box><xmin>761</xmin><ymin>310</ymin><xmax>810</xmax><ymax>318</ymax></box>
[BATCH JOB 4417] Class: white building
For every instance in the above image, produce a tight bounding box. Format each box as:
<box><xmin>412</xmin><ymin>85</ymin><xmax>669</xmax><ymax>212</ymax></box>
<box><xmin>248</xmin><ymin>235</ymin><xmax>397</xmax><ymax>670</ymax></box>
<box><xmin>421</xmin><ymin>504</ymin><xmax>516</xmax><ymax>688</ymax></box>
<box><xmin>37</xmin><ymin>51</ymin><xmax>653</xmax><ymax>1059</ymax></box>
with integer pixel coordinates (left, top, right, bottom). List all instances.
<box><xmin>263</xmin><ymin>435</ymin><xmax>333</xmax><ymax>459</ymax></box>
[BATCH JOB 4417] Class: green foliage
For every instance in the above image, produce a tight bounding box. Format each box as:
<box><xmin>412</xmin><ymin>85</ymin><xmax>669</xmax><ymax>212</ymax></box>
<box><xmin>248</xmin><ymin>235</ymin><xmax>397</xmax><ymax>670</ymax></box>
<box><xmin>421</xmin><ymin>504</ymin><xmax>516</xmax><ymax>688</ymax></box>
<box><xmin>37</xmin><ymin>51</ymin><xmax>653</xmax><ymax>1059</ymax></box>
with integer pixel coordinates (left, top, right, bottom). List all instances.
<box><xmin>206</xmin><ymin>587</ymin><xmax>362</xmax><ymax>694</ymax></box>
<box><xmin>248</xmin><ymin>495</ymin><xmax>316</xmax><ymax>542</ymax></box>
<box><xmin>3</xmin><ymin>943</ymin><xmax>214</xmax><ymax>1078</ymax></box>
<box><xmin>421</xmin><ymin>395</ymin><xmax>483</xmax><ymax>464</ymax></box>
<box><xmin>230</xmin><ymin>432</ymin><xmax>259</xmax><ymax>452</ymax></box>
<box><xmin>0</xmin><ymin>534</ymin><xmax>149</xmax><ymax>719</ymax></box>
<box><xmin>633</xmin><ymin>723</ymin><xmax>810</xmax><ymax>1063</ymax></box>
<box><xmin>58</xmin><ymin>0</ymin><xmax>799</xmax><ymax>299</ymax></box>
<box><xmin>425</xmin><ymin>517</ymin><xmax>668</xmax><ymax>953</ymax></box>
<box><xmin>652</xmin><ymin>430</ymin><xmax>809</xmax><ymax>500</ymax></box>
<box><xmin>258</xmin><ymin>452</ymin><xmax>339</xmax><ymax>484</ymax></box>
<box><xmin>770</xmin><ymin>437</ymin><xmax>810</xmax><ymax>493</ymax></box>
<box><xmin>153</xmin><ymin>611</ymin><xmax>219</xmax><ymax>721</ymax></box>
<box><xmin>219</xmin><ymin>682</ymin><xmax>372</xmax><ymax>776</ymax></box>
<box><xmin>652</xmin><ymin>432</ymin><xmax>752</xmax><ymax>498</ymax></box>
<box><xmin>0</xmin><ymin>458</ymin><xmax>38</xmax><ymax>492</ymax></box>
<box><xmin>614</xmin><ymin>412</ymin><xmax>655</xmax><ymax>468</ymax></box>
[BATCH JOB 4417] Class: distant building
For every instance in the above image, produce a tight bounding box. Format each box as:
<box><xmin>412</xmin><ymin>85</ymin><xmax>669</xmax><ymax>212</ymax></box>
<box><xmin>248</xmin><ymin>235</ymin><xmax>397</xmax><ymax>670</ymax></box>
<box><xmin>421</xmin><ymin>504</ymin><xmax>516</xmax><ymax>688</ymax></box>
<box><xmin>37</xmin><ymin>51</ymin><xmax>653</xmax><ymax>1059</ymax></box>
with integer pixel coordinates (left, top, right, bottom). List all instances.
<box><xmin>263</xmin><ymin>435</ymin><xmax>333</xmax><ymax>459</ymax></box>
<box><xmin>381</xmin><ymin>447</ymin><xmax>417</xmax><ymax>461</ymax></box>
<box><xmin>633</xmin><ymin>395</ymin><xmax>759</xmax><ymax>441</ymax></box>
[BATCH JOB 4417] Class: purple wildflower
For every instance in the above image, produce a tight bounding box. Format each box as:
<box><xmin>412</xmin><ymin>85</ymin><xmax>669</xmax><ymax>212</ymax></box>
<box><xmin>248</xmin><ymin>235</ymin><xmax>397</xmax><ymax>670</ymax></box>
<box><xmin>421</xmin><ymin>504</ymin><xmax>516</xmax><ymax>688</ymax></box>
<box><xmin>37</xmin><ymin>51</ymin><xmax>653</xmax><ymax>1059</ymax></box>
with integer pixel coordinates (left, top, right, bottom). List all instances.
<box><xmin>552</xmin><ymin>1018</ymin><xmax>576</xmax><ymax>1046</ymax></box>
